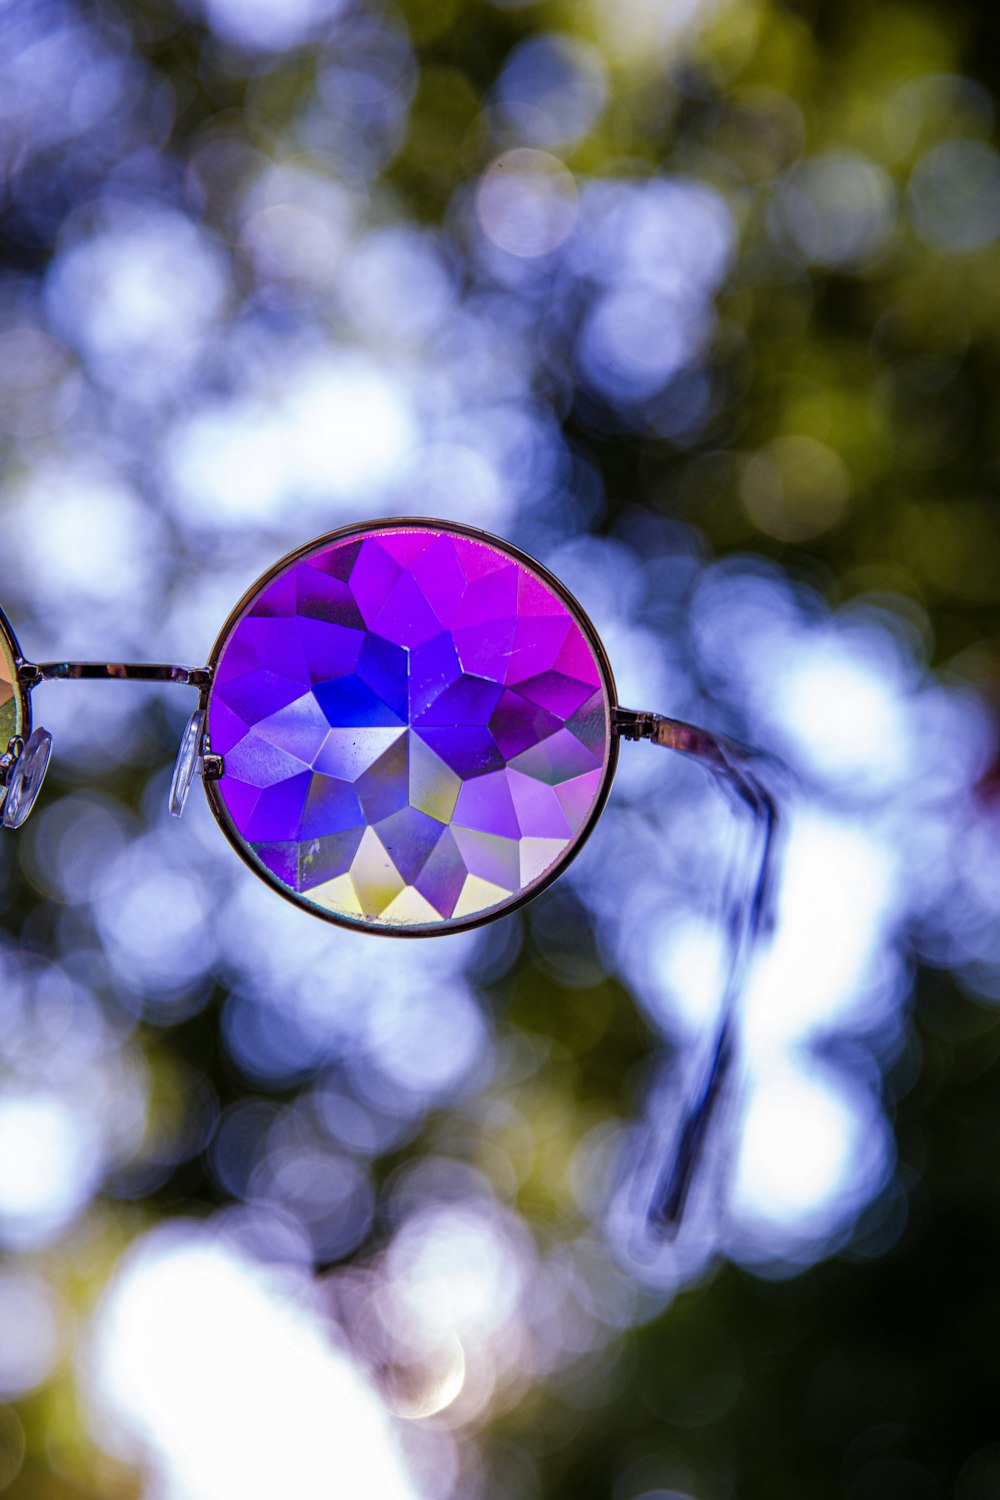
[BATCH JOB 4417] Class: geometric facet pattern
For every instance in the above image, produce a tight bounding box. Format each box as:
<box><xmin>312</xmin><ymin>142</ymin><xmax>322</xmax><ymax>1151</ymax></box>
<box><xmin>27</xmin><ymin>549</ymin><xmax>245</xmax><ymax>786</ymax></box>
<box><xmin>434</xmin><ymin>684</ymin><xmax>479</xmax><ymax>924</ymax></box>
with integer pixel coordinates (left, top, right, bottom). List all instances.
<box><xmin>208</xmin><ymin>524</ymin><xmax>612</xmax><ymax>930</ymax></box>
<box><xmin>0</xmin><ymin>619</ymin><xmax>20</xmax><ymax>749</ymax></box>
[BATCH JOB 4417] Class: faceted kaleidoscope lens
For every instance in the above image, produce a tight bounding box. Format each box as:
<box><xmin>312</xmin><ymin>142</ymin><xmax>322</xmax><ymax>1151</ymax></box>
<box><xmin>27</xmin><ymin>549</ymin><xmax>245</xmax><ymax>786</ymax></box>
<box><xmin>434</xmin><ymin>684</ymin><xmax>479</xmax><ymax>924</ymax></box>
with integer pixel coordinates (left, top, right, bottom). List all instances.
<box><xmin>0</xmin><ymin>622</ymin><xmax>20</xmax><ymax>748</ymax></box>
<box><xmin>208</xmin><ymin>524</ymin><xmax>613</xmax><ymax>931</ymax></box>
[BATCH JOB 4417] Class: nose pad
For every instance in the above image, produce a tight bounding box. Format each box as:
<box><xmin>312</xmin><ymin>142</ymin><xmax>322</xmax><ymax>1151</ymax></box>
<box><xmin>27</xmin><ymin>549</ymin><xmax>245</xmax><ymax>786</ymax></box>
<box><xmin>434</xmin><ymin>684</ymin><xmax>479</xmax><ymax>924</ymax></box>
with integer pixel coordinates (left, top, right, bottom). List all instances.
<box><xmin>1</xmin><ymin>727</ymin><xmax>53</xmax><ymax>829</ymax></box>
<box><xmin>169</xmin><ymin>709</ymin><xmax>207</xmax><ymax>818</ymax></box>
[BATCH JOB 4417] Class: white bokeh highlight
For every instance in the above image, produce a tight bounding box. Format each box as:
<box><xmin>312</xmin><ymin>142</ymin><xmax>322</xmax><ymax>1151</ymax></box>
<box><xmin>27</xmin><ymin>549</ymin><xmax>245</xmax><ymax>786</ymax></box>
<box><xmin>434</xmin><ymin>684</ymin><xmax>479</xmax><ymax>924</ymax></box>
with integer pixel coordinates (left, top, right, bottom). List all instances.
<box><xmin>86</xmin><ymin>1228</ymin><xmax>420</xmax><ymax>1500</ymax></box>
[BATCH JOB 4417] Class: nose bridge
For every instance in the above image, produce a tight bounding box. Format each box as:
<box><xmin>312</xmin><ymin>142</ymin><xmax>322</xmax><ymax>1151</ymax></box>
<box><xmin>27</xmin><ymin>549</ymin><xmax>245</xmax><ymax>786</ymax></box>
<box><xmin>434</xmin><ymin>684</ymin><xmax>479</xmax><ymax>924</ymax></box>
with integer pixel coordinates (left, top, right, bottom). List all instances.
<box><xmin>16</xmin><ymin>663</ymin><xmax>215</xmax><ymax>696</ymax></box>
<box><xmin>18</xmin><ymin>661</ymin><xmax>213</xmax><ymax>690</ymax></box>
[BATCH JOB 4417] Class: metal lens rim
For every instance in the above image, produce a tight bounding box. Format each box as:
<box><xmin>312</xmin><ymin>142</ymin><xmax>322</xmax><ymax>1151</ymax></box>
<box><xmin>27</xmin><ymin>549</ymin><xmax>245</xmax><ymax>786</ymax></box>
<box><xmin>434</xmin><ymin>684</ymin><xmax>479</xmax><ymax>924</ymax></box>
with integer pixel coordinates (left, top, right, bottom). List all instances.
<box><xmin>201</xmin><ymin>517</ymin><xmax>620</xmax><ymax>938</ymax></box>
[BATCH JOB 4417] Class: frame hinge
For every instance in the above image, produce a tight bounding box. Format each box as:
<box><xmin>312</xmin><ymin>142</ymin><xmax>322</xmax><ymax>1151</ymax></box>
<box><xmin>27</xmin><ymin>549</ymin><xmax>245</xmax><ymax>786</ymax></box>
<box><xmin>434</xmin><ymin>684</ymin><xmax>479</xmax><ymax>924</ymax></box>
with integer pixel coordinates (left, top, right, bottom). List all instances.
<box><xmin>202</xmin><ymin>752</ymin><xmax>224</xmax><ymax>781</ymax></box>
<box><xmin>613</xmin><ymin>707</ymin><xmax>656</xmax><ymax>742</ymax></box>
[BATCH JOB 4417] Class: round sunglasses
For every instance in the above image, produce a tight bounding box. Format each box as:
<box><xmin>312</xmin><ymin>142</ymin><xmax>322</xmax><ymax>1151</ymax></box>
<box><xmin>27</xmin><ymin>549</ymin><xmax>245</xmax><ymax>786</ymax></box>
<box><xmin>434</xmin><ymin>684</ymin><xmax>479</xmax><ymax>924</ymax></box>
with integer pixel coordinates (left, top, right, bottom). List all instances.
<box><xmin>0</xmin><ymin>518</ymin><xmax>778</xmax><ymax>1227</ymax></box>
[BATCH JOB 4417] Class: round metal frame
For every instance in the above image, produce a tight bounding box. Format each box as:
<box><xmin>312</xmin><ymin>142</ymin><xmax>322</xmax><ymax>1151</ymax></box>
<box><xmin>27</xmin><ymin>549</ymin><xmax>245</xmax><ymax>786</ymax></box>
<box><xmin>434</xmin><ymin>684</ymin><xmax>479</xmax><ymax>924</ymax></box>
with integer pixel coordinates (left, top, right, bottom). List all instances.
<box><xmin>201</xmin><ymin>516</ymin><xmax>621</xmax><ymax>938</ymax></box>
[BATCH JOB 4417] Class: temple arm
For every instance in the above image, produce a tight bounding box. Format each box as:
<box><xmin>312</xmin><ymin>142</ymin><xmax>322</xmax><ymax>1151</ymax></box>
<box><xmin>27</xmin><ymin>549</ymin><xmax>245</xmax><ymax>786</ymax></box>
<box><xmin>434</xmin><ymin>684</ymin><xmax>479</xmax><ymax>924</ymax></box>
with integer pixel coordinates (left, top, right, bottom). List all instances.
<box><xmin>614</xmin><ymin>708</ymin><xmax>780</xmax><ymax>1234</ymax></box>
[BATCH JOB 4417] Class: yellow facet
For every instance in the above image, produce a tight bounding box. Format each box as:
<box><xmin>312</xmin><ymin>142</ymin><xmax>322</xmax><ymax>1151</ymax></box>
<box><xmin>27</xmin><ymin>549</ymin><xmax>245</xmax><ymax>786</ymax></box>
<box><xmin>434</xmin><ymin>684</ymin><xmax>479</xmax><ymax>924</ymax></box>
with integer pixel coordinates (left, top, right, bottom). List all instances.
<box><xmin>307</xmin><ymin>873</ymin><xmax>366</xmax><ymax>919</ymax></box>
<box><xmin>349</xmin><ymin>827</ymin><xmax>406</xmax><ymax>916</ymax></box>
<box><xmin>452</xmin><ymin>874</ymin><xmax>513</xmax><ymax>920</ymax></box>
<box><xmin>408</xmin><ymin>734</ymin><xmax>462</xmax><ymax>824</ymax></box>
<box><xmin>380</xmin><ymin>885</ymin><xmax>443</xmax><ymax>926</ymax></box>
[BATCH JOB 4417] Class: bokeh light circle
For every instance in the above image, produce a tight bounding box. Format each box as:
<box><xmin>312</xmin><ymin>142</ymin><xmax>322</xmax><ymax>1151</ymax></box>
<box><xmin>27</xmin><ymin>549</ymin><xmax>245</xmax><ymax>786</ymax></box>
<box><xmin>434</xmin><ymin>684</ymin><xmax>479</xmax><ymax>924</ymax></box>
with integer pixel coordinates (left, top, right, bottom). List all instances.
<box><xmin>206</xmin><ymin>520</ymin><xmax>616</xmax><ymax>933</ymax></box>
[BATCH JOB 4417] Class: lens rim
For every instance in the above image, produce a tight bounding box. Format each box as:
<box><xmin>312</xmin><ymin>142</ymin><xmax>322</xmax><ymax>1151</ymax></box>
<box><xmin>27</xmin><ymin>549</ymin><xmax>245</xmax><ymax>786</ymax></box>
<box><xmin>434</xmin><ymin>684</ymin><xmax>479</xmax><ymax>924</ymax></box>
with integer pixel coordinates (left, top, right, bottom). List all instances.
<box><xmin>0</xmin><ymin>605</ymin><xmax>28</xmax><ymax>749</ymax></box>
<box><xmin>202</xmin><ymin>517</ymin><xmax>620</xmax><ymax>937</ymax></box>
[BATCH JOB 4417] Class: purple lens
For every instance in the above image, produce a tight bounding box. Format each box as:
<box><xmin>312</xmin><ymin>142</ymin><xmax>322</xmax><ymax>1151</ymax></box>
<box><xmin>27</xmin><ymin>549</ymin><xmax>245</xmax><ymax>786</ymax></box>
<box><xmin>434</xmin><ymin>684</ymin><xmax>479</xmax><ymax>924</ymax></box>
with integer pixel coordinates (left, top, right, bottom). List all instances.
<box><xmin>207</xmin><ymin>522</ymin><xmax>614</xmax><ymax>932</ymax></box>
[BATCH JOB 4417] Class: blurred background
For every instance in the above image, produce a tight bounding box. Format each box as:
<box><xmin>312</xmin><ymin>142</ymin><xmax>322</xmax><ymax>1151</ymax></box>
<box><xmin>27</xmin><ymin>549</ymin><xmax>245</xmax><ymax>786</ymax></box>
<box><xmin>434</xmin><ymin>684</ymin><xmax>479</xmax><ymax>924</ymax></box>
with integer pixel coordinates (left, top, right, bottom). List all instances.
<box><xmin>0</xmin><ymin>0</ymin><xmax>999</xmax><ymax>1495</ymax></box>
